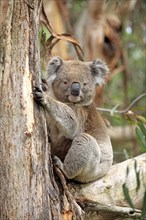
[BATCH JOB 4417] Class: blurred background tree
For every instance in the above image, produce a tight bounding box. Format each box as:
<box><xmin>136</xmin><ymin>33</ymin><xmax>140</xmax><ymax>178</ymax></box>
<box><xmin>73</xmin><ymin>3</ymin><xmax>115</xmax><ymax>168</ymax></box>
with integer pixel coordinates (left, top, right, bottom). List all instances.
<box><xmin>40</xmin><ymin>0</ymin><xmax>146</xmax><ymax>163</ymax></box>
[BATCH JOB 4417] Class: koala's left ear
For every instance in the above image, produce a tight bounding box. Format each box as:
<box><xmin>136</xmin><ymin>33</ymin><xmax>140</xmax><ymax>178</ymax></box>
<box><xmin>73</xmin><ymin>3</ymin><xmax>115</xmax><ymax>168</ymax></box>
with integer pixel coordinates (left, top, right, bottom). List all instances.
<box><xmin>48</xmin><ymin>56</ymin><xmax>63</xmax><ymax>75</ymax></box>
<box><xmin>90</xmin><ymin>59</ymin><xmax>109</xmax><ymax>86</ymax></box>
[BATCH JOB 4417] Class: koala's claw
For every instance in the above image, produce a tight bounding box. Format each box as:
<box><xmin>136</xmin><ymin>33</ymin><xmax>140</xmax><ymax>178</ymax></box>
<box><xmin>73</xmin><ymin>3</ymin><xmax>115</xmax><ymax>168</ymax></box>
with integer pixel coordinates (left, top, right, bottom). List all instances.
<box><xmin>41</xmin><ymin>80</ymin><xmax>48</xmax><ymax>92</ymax></box>
<box><xmin>33</xmin><ymin>86</ymin><xmax>42</xmax><ymax>93</ymax></box>
<box><xmin>53</xmin><ymin>156</ymin><xmax>63</xmax><ymax>169</ymax></box>
<box><xmin>33</xmin><ymin>86</ymin><xmax>45</xmax><ymax>104</ymax></box>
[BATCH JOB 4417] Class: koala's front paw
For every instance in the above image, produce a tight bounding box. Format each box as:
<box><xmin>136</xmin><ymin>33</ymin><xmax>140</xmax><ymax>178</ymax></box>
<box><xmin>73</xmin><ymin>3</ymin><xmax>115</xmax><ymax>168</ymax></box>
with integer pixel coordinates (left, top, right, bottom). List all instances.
<box><xmin>53</xmin><ymin>156</ymin><xmax>63</xmax><ymax>170</ymax></box>
<box><xmin>41</xmin><ymin>79</ymin><xmax>48</xmax><ymax>92</ymax></box>
<box><xmin>33</xmin><ymin>86</ymin><xmax>46</xmax><ymax>105</ymax></box>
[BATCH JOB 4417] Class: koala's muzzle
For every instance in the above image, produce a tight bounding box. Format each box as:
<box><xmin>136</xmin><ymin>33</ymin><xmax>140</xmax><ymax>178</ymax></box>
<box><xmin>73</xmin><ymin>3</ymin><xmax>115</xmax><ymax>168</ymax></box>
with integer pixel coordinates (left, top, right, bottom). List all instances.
<box><xmin>70</xmin><ymin>82</ymin><xmax>80</xmax><ymax>96</ymax></box>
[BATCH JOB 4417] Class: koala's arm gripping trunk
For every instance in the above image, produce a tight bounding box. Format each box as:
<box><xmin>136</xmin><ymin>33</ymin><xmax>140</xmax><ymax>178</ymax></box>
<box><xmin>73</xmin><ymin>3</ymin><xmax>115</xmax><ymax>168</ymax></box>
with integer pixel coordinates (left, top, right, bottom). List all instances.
<box><xmin>44</xmin><ymin>95</ymin><xmax>79</xmax><ymax>139</ymax></box>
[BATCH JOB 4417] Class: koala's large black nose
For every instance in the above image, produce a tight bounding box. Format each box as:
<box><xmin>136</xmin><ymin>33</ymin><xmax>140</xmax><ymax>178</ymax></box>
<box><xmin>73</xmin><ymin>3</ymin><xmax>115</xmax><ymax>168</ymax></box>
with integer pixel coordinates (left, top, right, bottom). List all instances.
<box><xmin>70</xmin><ymin>82</ymin><xmax>80</xmax><ymax>96</ymax></box>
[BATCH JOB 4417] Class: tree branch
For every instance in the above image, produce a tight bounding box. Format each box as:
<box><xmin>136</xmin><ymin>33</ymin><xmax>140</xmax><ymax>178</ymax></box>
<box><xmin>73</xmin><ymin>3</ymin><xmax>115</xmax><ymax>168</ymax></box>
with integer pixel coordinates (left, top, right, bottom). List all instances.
<box><xmin>96</xmin><ymin>92</ymin><xmax>146</xmax><ymax>115</ymax></box>
<box><xmin>84</xmin><ymin>203</ymin><xmax>142</xmax><ymax>219</ymax></box>
<box><xmin>69</xmin><ymin>153</ymin><xmax>146</xmax><ymax>220</ymax></box>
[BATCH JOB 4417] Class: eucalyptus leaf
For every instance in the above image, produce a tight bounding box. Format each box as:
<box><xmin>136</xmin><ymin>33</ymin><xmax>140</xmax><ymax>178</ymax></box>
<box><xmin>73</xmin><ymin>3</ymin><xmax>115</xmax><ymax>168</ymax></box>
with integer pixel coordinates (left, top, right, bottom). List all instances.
<box><xmin>141</xmin><ymin>190</ymin><xmax>146</xmax><ymax>220</ymax></box>
<box><xmin>138</xmin><ymin>123</ymin><xmax>146</xmax><ymax>139</ymax></box>
<box><xmin>136</xmin><ymin>126</ymin><xmax>146</xmax><ymax>152</ymax></box>
<box><xmin>122</xmin><ymin>183</ymin><xmax>134</xmax><ymax>209</ymax></box>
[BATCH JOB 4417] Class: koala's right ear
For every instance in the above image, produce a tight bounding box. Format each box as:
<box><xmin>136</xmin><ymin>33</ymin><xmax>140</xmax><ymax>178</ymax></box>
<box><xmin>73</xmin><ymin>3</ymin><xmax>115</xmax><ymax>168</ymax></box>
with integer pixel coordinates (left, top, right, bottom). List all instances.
<box><xmin>90</xmin><ymin>59</ymin><xmax>109</xmax><ymax>86</ymax></box>
<box><xmin>48</xmin><ymin>56</ymin><xmax>63</xmax><ymax>74</ymax></box>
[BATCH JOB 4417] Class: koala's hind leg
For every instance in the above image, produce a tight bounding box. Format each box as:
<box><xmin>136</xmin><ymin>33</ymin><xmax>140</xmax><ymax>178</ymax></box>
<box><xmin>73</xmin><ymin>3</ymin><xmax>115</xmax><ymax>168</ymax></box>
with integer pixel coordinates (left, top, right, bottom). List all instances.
<box><xmin>62</xmin><ymin>133</ymin><xmax>101</xmax><ymax>182</ymax></box>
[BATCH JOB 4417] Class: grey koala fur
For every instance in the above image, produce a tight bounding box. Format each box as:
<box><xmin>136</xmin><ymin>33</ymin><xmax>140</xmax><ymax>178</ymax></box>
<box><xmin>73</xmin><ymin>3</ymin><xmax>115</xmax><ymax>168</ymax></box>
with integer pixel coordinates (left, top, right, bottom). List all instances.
<box><xmin>34</xmin><ymin>56</ymin><xmax>113</xmax><ymax>183</ymax></box>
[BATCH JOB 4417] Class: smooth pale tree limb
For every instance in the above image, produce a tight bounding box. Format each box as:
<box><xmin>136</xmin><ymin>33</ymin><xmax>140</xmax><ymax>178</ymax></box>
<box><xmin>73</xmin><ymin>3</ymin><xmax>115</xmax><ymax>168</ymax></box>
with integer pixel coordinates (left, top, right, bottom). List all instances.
<box><xmin>68</xmin><ymin>153</ymin><xmax>146</xmax><ymax>220</ymax></box>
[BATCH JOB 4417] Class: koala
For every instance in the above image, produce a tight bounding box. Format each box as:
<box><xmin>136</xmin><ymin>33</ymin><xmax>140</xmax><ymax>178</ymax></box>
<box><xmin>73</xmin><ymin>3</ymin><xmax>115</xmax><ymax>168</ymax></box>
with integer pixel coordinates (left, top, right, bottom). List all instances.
<box><xmin>34</xmin><ymin>56</ymin><xmax>113</xmax><ymax>183</ymax></box>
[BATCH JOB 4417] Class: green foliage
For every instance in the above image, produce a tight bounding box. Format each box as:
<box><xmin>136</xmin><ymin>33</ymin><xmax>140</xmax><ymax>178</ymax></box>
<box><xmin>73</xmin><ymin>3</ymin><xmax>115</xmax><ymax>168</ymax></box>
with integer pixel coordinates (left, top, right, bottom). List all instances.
<box><xmin>122</xmin><ymin>151</ymin><xmax>146</xmax><ymax>219</ymax></box>
<box><xmin>141</xmin><ymin>191</ymin><xmax>146</xmax><ymax>220</ymax></box>
<box><xmin>123</xmin><ymin>161</ymin><xmax>146</xmax><ymax>219</ymax></box>
<box><xmin>39</xmin><ymin>25</ymin><xmax>51</xmax><ymax>42</ymax></box>
<box><xmin>122</xmin><ymin>183</ymin><xmax>134</xmax><ymax>209</ymax></box>
<box><xmin>105</xmin><ymin>0</ymin><xmax>146</xmax><ymax>129</ymax></box>
<box><xmin>122</xmin><ymin>161</ymin><xmax>141</xmax><ymax>210</ymax></box>
<box><xmin>134</xmin><ymin>160</ymin><xmax>141</xmax><ymax>192</ymax></box>
<box><xmin>123</xmin><ymin>149</ymin><xmax>130</xmax><ymax>160</ymax></box>
<box><xmin>70</xmin><ymin>0</ymin><xmax>86</xmax><ymax>22</ymax></box>
<box><xmin>136</xmin><ymin>123</ymin><xmax>146</xmax><ymax>152</ymax></box>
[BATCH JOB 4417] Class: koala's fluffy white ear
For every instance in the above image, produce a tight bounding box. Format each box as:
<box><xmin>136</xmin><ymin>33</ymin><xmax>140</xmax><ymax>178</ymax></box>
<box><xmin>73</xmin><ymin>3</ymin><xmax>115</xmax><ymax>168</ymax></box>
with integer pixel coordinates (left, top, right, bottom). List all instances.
<box><xmin>47</xmin><ymin>57</ymin><xmax>63</xmax><ymax>88</ymax></box>
<box><xmin>90</xmin><ymin>59</ymin><xmax>109</xmax><ymax>86</ymax></box>
<box><xmin>48</xmin><ymin>56</ymin><xmax>63</xmax><ymax>74</ymax></box>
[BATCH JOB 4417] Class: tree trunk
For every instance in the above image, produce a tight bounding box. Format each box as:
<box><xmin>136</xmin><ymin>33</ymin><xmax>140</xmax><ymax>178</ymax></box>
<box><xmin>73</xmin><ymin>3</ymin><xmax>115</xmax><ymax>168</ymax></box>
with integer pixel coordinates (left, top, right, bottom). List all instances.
<box><xmin>0</xmin><ymin>0</ymin><xmax>61</xmax><ymax>219</ymax></box>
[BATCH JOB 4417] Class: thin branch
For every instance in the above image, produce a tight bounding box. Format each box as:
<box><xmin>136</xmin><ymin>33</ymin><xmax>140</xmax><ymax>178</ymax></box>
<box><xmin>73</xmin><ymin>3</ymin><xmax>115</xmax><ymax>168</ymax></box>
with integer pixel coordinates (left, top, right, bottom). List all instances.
<box><xmin>84</xmin><ymin>202</ymin><xmax>142</xmax><ymax>219</ymax></box>
<box><xmin>97</xmin><ymin>93</ymin><xmax>146</xmax><ymax>115</ymax></box>
<box><xmin>54</xmin><ymin>165</ymin><xmax>84</xmax><ymax>219</ymax></box>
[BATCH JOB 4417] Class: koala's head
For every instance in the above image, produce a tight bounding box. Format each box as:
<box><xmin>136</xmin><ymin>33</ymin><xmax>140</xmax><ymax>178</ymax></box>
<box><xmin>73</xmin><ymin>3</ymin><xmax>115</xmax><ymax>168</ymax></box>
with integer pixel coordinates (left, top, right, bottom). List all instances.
<box><xmin>46</xmin><ymin>57</ymin><xmax>109</xmax><ymax>106</ymax></box>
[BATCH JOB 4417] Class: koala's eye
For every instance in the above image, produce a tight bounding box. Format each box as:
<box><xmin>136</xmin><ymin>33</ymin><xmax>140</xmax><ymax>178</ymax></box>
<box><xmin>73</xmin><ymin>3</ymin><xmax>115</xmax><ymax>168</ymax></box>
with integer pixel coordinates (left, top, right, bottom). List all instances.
<box><xmin>63</xmin><ymin>80</ymin><xmax>68</xmax><ymax>85</ymax></box>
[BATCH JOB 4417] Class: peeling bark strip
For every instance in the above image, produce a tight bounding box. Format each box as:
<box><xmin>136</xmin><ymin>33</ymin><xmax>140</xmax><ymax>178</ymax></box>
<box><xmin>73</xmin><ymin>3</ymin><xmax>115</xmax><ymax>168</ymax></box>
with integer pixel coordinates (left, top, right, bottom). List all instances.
<box><xmin>0</xmin><ymin>0</ymin><xmax>61</xmax><ymax>219</ymax></box>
